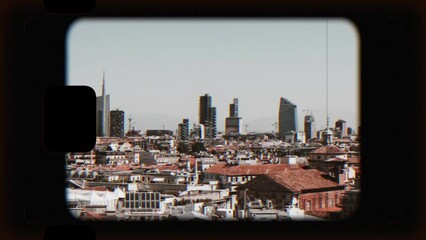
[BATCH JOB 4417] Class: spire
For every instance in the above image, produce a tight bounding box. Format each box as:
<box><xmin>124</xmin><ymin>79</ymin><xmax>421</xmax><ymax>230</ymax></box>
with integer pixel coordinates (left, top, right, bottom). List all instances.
<box><xmin>102</xmin><ymin>70</ymin><xmax>105</xmax><ymax>96</ymax></box>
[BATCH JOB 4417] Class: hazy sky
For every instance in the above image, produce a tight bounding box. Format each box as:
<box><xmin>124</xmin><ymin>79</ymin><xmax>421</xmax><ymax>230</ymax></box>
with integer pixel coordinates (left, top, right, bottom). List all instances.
<box><xmin>67</xmin><ymin>19</ymin><xmax>359</xmax><ymax>133</ymax></box>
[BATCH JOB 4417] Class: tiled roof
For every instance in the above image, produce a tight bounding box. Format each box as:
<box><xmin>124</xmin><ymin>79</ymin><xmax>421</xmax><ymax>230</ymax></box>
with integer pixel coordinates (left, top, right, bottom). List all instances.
<box><xmin>309</xmin><ymin>145</ymin><xmax>345</xmax><ymax>154</ymax></box>
<box><xmin>265</xmin><ymin>169</ymin><xmax>344</xmax><ymax>192</ymax></box>
<box><xmin>204</xmin><ymin>163</ymin><xmax>303</xmax><ymax>176</ymax></box>
<box><xmin>354</xmin><ymin>167</ymin><xmax>361</xmax><ymax>175</ymax></box>
<box><xmin>81</xmin><ymin>186</ymin><xmax>109</xmax><ymax>192</ymax></box>
<box><xmin>347</xmin><ymin>156</ymin><xmax>361</xmax><ymax>164</ymax></box>
<box><xmin>158</xmin><ymin>165</ymin><xmax>180</xmax><ymax>171</ymax></box>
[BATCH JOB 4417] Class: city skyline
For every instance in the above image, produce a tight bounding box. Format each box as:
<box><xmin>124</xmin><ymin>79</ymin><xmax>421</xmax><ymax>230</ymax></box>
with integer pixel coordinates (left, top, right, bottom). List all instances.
<box><xmin>68</xmin><ymin>19</ymin><xmax>359</xmax><ymax>132</ymax></box>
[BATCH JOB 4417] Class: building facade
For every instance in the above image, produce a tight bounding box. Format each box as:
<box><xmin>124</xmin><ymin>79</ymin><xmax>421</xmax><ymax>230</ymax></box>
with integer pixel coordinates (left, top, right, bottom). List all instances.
<box><xmin>110</xmin><ymin>110</ymin><xmax>125</xmax><ymax>137</ymax></box>
<box><xmin>304</xmin><ymin>115</ymin><xmax>316</xmax><ymax>141</ymax></box>
<box><xmin>335</xmin><ymin>119</ymin><xmax>347</xmax><ymax>137</ymax></box>
<box><xmin>199</xmin><ymin>94</ymin><xmax>217</xmax><ymax>139</ymax></box>
<box><xmin>178</xmin><ymin>119</ymin><xmax>190</xmax><ymax>140</ymax></box>
<box><xmin>225</xmin><ymin>98</ymin><xmax>241</xmax><ymax>135</ymax></box>
<box><xmin>237</xmin><ymin>169</ymin><xmax>345</xmax><ymax>212</ymax></box>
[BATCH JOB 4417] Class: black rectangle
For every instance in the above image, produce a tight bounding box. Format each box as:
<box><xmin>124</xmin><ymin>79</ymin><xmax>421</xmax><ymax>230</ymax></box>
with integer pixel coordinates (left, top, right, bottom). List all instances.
<box><xmin>43</xmin><ymin>86</ymin><xmax>96</xmax><ymax>152</ymax></box>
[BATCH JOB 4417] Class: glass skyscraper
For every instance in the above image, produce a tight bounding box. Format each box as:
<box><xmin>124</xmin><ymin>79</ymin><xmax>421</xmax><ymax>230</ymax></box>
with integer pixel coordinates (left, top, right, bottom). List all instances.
<box><xmin>278</xmin><ymin>97</ymin><xmax>297</xmax><ymax>139</ymax></box>
<box><xmin>199</xmin><ymin>94</ymin><xmax>216</xmax><ymax>139</ymax></box>
<box><xmin>96</xmin><ymin>75</ymin><xmax>110</xmax><ymax>137</ymax></box>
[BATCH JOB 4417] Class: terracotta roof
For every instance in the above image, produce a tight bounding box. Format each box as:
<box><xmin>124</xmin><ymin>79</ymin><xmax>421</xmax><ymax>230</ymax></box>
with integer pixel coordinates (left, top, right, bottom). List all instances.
<box><xmin>305</xmin><ymin>207</ymin><xmax>342</xmax><ymax>219</ymax></box>
<box><xmin>264</xmin><ymin>169</ymin><xmax>344</xmax><ymax>192</ymax></box>
<box><xmin>204</xmin><ymin>163</ymin><xmax>303</xmax><ymax>176</ymax></box>
<box><xmin>81</xmin><ymin>186</ymin><xmax>109</xmax><ymax>192</ymax></box>
<box><xmin>309</xmin><ymin>145</ymin><xmax>345</xmax><ymax>155</ymax></box>
<box><xmin>354</xmin><ymin>167</ymin><xmax>361</xmax><ymax>175</ymax></box>
<box><xmin>347</xmin><ymin>156</ymin><xmax>361</xmax><ymax>164</ymax></box>
<box><xmin>158</xmin><ymin>165</ymin><xmax>180</xmax><ymax>171</ymax></box>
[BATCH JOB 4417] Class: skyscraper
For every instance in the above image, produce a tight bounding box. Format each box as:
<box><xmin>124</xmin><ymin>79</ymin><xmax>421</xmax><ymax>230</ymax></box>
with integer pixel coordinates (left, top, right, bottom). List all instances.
<box><xmin>335</xmin><ymin>119</ymin><xmax>347</xmax><ymax>137</ymax></box>
<box><xmin>178</xmin><ymin>119</ymin><xmax>190</xmax><ymax>140</ymax></box>
<box><xmin>304</xmin><ymin>114</ymin><xmax>316</xmax><ymax>141</ymax></box>
<box><xmin>229</xmin><ymin>98</ymin><xmax>239</xmax><ymax>117</ymax></box>
<box><xmin>96</xmin><ymin>73</ymin><xmax>110</xmax><ymax>137</ymax></box>
<box><xmin>278</xmin><ymin>97</ymin><xmax>297</xmax><ymax>139</ymax></box>
<box><xmin>199</xmin><ymin>94</ymin><xmax>211</xmax><ymax>125</ymax></box>
<box><xmin>110</xmin><ymin>110</ymin><xmax>125</xmax><ymax>137</ymax></box>
<box><xmin>208</xmin><ymin>107</ymin><xmax>217</xmax><ymax>139</ymax></box>
<box><xmin>199</xmin><ymin>94</ymin><xmax>217</xmax><ymax>139</ymax></box>
<box><xmin>225</xmin><ymin>98</ymin><xmax>241</xmax><ymax>135</ymax></box>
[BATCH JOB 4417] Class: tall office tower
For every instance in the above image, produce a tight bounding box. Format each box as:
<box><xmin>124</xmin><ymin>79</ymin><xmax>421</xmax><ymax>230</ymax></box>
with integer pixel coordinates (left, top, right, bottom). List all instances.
<box><xmin>199</xmin><ymin>94</ymin><xmax>216</xmax><ymax>139</ymax></box>
<box><xmin>347</xmin><ymin>127</ymin><xmax>353</xmax><ymax>135</ymax></box>
<box><xmin>278</xmin><ymin>97</ymin><xmax>298</xmax><ymax>139</ymax></box>
<box><xmin>110</xmin><ymin>110</ymin><xmax>125</xmax><ymax>137</ymax></box>
<box><xmin>226</xmin><ymin>98</ymin><xmax>241</xmax><ymax>135</ymax></box>
<box><xmin>96</xmin><ymin>73</ymin><xmax>110</xmax><ymax>137</ymax></box>
<box><xmin>199</xmin><ymin>94</ymin><xmax>212</xmax><ymax>125</ymax></box>
<box><xmin>178</xmin><ymin>119</ymin><xmax>190</xmax><ymax>140</ymax></box>
<box><xmin>304</xmin><ymin>114</ymin><xmax>316</xmax><ymax>141</ymax></box>
<box><xmin>335</xmin><ymin>119</ymin><xmax>347</xmax><ymax>137</ymax></box>
<box><xmin>208</xmin><ymin>107</ymin><xmax>217</xmax><ymax>139</ymax></box>
<box><xmin>229</xmin><ymin>98</ymin><xmax>239</xmax><ymax>117</ymax></box>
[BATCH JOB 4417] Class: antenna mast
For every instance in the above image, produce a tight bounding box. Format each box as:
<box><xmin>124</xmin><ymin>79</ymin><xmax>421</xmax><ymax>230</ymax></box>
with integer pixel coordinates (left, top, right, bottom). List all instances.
<box><xmin>128</xmin><ymin>115</ymin><xmax>133</xmax><ymax>131</ymax></box>
<box><xmin>326</xmin><ymin>19</ymin><xmax>329</xmax><ymax>129</ymax></box>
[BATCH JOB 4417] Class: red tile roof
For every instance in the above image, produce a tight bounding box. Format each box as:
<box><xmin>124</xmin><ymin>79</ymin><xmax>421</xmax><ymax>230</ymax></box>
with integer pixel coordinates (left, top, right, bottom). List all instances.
<box><xmin>204</xmin><ymin>163</ymin><xmax>303</xmax><ymax>176</ymax></box>
<box><xmin>158</xmin><ymin>165</ymin><xmax>180</xmax><ymax>171</ymax></box>
<box><xmin>354</xmin><ymin>167</ymin><xmax>361</xmax><ymax>175</ymax></box>
<box><xmin>309</xmin><ymin>145</ymin><xmax>345</xmax><ymax>154</ymax></box>
<box><xmin>265</xmin><ymin>169</ymin><xmax>344</xmax><ymax>192</ymax></box>
<box><xmin>81</xmin><ymin>186</ymin><xmax>109</xmax><ymax>192</ymax></box>
<box><xmin>347</xmin><ymin>156</ymin><xmax>361</xmax><ymax>164</ymax></box>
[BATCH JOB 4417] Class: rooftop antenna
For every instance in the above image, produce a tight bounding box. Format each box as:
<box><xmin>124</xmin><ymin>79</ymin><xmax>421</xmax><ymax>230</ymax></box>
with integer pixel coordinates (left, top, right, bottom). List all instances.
<box><xmin>128</xmin><ymin>115</ymin><xmax>133</xmax><ymax>131</ymax></box>
<box><xmin>271</xmin><ymin>122</ymin><xmax>278</xmax><ymax>133</ymax></box>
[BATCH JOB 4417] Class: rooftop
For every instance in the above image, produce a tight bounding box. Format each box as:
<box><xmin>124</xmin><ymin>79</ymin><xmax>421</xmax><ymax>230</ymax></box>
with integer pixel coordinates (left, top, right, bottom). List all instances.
<box><xmin>264</xmin><ymin>169</ymin><xmax>344</xmax><ymax>193</ymax></box>
<box><xmin>347</xmin><ymin>156</ymin><xmax>361</xmax><ymax>164</ymax></box>
<box><xmin>204</xmin><ymin>163</ymin><xmax>303</xmax><ymax>176</ymax></box>
<box><xmin>309</xmin><ymin>145</ymin><xmax>345</xmax><ymax>155</ymax></box>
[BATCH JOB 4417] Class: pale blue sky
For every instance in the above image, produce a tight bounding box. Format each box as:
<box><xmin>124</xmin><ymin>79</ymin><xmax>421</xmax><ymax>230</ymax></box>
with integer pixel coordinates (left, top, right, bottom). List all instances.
<box><xmin>67</xmin><ymin>18</ymin><xmax>359</xmax><ymax>133</ymax></box>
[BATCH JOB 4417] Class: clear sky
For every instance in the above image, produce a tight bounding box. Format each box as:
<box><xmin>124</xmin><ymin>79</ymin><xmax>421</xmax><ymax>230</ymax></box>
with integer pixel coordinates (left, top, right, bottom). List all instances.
<box><xmin>67</xmin><ymin>18</ymin><xmax>359</xmax><ymax>133</ymax></box>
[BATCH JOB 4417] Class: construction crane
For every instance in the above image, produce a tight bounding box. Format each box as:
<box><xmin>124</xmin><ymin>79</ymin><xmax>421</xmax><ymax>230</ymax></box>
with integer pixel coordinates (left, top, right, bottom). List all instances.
<box><xmin>302</xmin><ymin>109</ymin><xmax>311</xmax><ymax>116</ymax></box>
<box><xmin>271</xmin><ymin>122</ymin><xmax>278</xmax><ymax>133</ymax></box>
<box><xmin>128</xmin><ymin>116</ymin><xmax>133</xmax><ymax>131</ymax></box>
<box><xmin>244</xmin><ymin>124</ymin><xmax>249</xmax><ymax>134</ymax></box>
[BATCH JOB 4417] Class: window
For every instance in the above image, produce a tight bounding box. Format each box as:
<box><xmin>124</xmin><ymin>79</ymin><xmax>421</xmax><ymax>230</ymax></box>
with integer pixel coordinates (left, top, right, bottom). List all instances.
<box><xmin>305</xmin><ymin>200</ymin><xmax>311</xmax><ymax>210</ymax></box>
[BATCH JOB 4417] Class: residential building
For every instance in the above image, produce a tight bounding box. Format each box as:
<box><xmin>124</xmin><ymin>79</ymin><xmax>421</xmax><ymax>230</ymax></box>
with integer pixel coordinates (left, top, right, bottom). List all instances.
<box><xmin>110</xmin><ymin>110</ymin><xmax>125</xmax><ymax>137</ymax></box>
<box><xmin>178</xmin><ymin>119</ymin><xmax>190</xmax><ymax>140</ymax></box>
<box><xmin>304</xmin><ymin>115</ymin><xmax>316</xmax><ymax>141</ymax></box>
<box><xmin>203</xmin><ymin>163</ymin><xmax>303</xmax><ymax>192</ymax></box>
<box><xmin>236</xmin><ymin>169</ymin><xmax>345</xmax><ymax>212</ymax></box>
